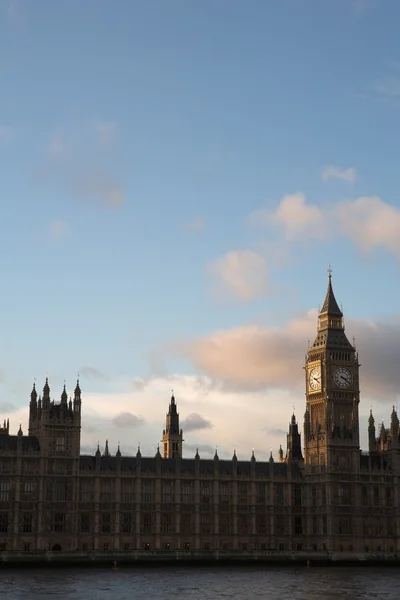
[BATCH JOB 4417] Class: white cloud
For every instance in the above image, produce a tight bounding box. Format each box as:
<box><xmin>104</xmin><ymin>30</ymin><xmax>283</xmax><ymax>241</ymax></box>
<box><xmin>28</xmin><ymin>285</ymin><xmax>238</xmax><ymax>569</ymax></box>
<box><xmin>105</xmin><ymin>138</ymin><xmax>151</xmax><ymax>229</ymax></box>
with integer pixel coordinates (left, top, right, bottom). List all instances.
<box><xmin>250</xmin><ymin>193</ymin><xmax>326</xmax><ymax>241</ymax></box>
<box><xmin>336</xmin><ymin>196</ymin><xmax>400</xmax><ymax>257</ymax></box>
<box><xmin>321</xmin><ymin>166</ymin><xmax>357</xmax><ymax>184</ymax></box>
<box><xmin>49</xmin><ymin>220</ymin><xmax>70</xmax><ymax>240</ymax></box>
<box><xmin>184</xmin><ymin>217</ymin><xmax>205</xmax><ymax>231</ymax></box>
<box><xmin>208</xmin><ymin>250</ymin><xmax>268</xmax><ymax>301</ymax></box>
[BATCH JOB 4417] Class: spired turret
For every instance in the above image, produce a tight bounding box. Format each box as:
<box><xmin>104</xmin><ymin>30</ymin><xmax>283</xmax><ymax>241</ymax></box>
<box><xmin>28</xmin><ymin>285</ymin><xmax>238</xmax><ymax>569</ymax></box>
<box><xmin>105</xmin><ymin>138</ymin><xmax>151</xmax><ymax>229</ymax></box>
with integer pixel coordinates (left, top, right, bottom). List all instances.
<box><xmin>28</xmin><ymin>377</ymin><xmax>82</xmax><ymax>458</ymax></box>
<box><xmin>162</xmin><ymin>392</ymin><xmax>183</xmax><ymax>458</ymax></box>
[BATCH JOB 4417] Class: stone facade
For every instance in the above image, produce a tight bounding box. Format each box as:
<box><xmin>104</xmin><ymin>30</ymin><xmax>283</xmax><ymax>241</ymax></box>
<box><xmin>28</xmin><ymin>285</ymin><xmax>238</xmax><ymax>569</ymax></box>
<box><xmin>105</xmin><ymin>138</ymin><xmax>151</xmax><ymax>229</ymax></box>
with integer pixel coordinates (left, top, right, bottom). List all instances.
<box><xmin>0</xmin><ymin>275</ymin><xmax>399</xmax><ymax>556</ymax></box>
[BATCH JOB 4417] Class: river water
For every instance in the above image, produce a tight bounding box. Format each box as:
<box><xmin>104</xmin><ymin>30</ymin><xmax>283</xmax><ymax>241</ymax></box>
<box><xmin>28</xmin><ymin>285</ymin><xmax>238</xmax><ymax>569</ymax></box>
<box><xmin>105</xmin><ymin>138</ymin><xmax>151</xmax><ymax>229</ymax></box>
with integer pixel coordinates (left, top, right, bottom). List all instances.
<box><xmin>0</xmin><ymin>566</ymin><xmax>399</xmax><ymax>599</ymax></box>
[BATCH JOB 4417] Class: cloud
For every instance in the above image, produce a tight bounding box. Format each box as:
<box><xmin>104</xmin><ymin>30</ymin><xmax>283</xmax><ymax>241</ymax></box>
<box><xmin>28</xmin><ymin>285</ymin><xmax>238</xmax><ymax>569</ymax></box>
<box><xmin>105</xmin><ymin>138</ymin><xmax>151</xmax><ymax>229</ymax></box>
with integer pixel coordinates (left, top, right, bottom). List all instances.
<box><xmin>112</xmin><ymin>412</ymin><xmax>145</xmax><ymax>429</ymax></box>
<box><xmin>180</xmin><ymin>311</ymin><xmax>315</xmax><ymax>391</ymax></box>
<box><xmin>185</xmin><ymin>443</ymin><xmax>215</xmax><ymax>457</ymax></box>
<box><xmin>79</xmin><ymin>366</ymin><xmax>108</xmax><ymax>381</ymax></box>
<box><xmin>93</xmin><ymin>121</ymin><xmax>117</xmax><ymax>147</ymax></box>
<box><xmin>247</xmin><ymin>193</ymin><xmax>400</xmax><ymax>260</ymax></box>
<box><xmin>265</xmin><ymin>427</ymin><xmax>288</xmax><ymax>437</ymax></box>
<box><xmin>178</xmin><ymin>308</ymin><xmax>400</xmax><ymax>407</ymax></box>
<box><xmin>0</xmin><ymin>126</ymin><xmax>13</xmax><ymax>143</ymax></box>
<box><xmin>49</xmin><ymin>220</ymin><xmax>70</xmax><ymax>240</ymax></box>
<box><xmin>38</xmin><ymin>129</ymin><xmax>125</xmax><ymax>209</ymax></box>
<box><xmin>321</xmin><ymin>165</ymin><xmax>357</xmax><ymax>184</ymax></box>
<box><xmin>68</xmin><ymin>166</ymin><xmax>124</xmax><ymax>208</ymax></box>
<box><xmin>208</xmin><ymin>250</ymin><xmax>268</xmax><ymax>301</ymax></box>
<box><xmin>336</xmin><ymin>196</ymin><xmax>400</xmax><ymax>257</ymax></box>
<box><xmin>248</xmin><ymin>193</ymin><xmax>326</xmax><ymax>242</ymax></box>
<box><xmin>181</xmin><ymin>413</ymin><xmax>213</xmax><ymax>433</ymax></box>
<box><xmin>0</xmin><ymin>401</ymin><xmax>17</xmax><ymax>414</ymax></box>
<box><xmin>183</xmin><ymin>217</ymin><xmax>205</xmax><ymax>231</ymax></box>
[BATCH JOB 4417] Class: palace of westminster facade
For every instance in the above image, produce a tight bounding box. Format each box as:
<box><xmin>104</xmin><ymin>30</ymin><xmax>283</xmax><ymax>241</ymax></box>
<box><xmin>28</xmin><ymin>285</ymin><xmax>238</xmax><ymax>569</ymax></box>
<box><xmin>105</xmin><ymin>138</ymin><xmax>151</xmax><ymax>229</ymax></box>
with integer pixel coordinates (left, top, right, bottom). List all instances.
<box><xmin>0</xmin><ymin>274</ymin><xmax>399</xmax><ymax>556</ymax></box>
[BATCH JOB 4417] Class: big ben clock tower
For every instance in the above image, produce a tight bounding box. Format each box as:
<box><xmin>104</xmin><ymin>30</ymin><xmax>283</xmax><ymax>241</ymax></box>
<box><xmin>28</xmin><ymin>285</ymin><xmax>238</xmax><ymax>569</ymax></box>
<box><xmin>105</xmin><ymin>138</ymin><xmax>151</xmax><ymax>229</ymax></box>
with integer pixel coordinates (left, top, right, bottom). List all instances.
<box><xmin>304</xmin><ymin>268</ymin><xmax>360</xmax><ymax>472</ymax></box>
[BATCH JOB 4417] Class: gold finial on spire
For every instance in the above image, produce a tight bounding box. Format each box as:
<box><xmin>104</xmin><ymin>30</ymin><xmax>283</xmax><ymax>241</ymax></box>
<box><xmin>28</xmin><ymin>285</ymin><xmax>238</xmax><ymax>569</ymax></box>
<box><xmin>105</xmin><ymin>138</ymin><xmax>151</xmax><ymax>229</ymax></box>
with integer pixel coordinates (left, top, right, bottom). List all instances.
<box><xmin>328</xmin><ymin>265</ymin><xmax>332</xmax><ymax>279</ymax></box>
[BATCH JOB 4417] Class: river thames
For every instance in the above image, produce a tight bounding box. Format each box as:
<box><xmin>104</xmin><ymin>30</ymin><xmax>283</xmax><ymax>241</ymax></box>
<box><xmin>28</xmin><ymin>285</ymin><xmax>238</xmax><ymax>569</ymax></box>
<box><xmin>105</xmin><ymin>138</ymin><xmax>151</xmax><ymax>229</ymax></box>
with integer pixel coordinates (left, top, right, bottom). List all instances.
<box><xmin>0</xmin><ymin>566</ymin><xmax>399</xmax><ymax>600</ymax></box>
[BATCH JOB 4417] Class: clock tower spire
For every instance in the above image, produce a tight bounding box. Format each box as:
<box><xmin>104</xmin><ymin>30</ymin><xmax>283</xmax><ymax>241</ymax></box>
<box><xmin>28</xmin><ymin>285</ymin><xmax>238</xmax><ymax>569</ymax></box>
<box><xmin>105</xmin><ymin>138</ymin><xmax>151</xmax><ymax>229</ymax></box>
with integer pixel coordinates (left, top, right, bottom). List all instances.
<box><xmin>304</xmin><ymin>268</ymin><xmax>360</xmax><ymax>471</ymax></box>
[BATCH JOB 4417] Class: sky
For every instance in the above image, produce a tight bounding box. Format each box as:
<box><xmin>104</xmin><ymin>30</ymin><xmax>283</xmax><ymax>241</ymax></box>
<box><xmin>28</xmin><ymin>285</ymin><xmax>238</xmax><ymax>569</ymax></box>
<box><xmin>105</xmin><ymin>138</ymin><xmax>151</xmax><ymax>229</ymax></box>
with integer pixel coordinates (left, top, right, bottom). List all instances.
<box><xmin>1</xmin><ymin>0</ymin><xmax>400</xmax><ymax>458</ymax></box>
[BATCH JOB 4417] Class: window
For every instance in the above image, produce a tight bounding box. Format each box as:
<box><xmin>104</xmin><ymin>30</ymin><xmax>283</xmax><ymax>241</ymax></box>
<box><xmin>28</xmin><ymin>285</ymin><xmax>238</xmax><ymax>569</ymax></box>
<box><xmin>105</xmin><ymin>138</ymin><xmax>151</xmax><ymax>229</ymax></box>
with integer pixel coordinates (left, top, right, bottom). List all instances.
<box><xmin>238</xmin><ymin>514</ymin><xmax>249</xmax><ymax>534</ymax></box>
<box><xmin>200</xmin><ymin>513</ymin><xmax>210</xmax><ymax>534</ymax></box>
<box><xmin>311</xmin><ymin>486</ymin><xmax>317</xmax><ymax>507</ymax></box>
<box><xmin>0</xmin><ymin>514</ymin><xmax>8</xmax><ymax>533</ymax></box>
<box><xmin>321</xmin><ymin>488</ymin><xmax>326</xmax><ymax>506</ymax></box>
<box><xmin>80</xmin><ymin>513</ymin><xmax>90</xmax><ymax>533</ymax></box>
<box><xmin>141</xmin><ymin>482</ymin><xmax>152</xmax><ymax>503</ymax></box>
<box><xmin>374</xmin><ymin>487</ymin><xmax>379</xmax><ymax>506</ymax></box>
<box><xmin>256</xmin><ymin>483</ymin><xmax>265</xmax><ymax>505</ymax></box>
<box><xmin>256</xmin><ymin>515</ymin><xmax>267</xmax><ymax>535</ymax></box>
<box><xmin>220</xmin><ymin>484</ymin><xmax>229</xmax><ymax>505</ymax></box>
<box><xmin>122</xmin><ymin>482</ymin><xmax>133</xmax><ymax>503</ymax></box>
<box><xmin>238</xmin><ymin>484</ymin><xmax>247</xmax><ymax>505</ymax></box>
<box><xmin>23</xmin><ymin>543</ymin><xmax>30</xmax><ymax>552</ymax></box>
<box><xmin>293</xmin><ymin>485</ymin><xmax>302</xmax><ymax>507</ymax></box>
<box><xmin>52</xmin><ymin>480</ymin><xmax>66</xmax><ymax>502</ymax></box>
<box><xmin>164</xmin><ymin>443</ymin><xmax>168</xmax><ymax>456</ymax></box>
<box><xmin>201</xmin><ymin>484</ymin><xmax>210</xmax><ymax>504</ymax></box>
<box><xmin>79</xmin><ymin>481</ymin><xmax>92</xmax><ymax>503</ymax></box>
<box><xmin>294</xmin><ymin>516</ymin><xmax>302</xmax><ymax>535</ymax></box>
<box><xmin>23</xmin><ymin>482</ymin><xmax>35</xmax><ymax>501</ymax></box>
<box><xmin>0</xmin><ymin>543</ymin><xmax>6</xmax><ymax>551</ymax></box>
<box><xmin>121</xmin><ymin>513</ymin><xmax>131</xmax><ymax>533</ymax></box>
<box><xmin>0</xmin><ymin>482</ymin><xmax>10</xmax><ymax>502</ymax></box>
<box><xmin>220</xmin><ymin>514</ymin><xmax>232</xmax><ymax>534</ymax></box>
<box><xmin>123</xmin><ymin>543</ymin><xmax>130</xmax><ymax>551</ymax></box>
<box><xmin>164</xmin><ymin>542</ymin><xmax>171</xmax><ymax>551</ymax></box>
<box><xmin>52</xmin><ymin>513</ymin><xmax>66</xmax><ymax>532</ymax></box>
<box><xmin>162</xmin><ymin>483</ymin><xmax>172</xmax><ymax>504</ymax></box>
<box><xmin>161</xmin><ymin>513</ymin><xmax>172</xmax><ymax>533</ymax></box>
<box><xmin>275</xmin><ymin>516</ymin><xmax>285</xmax><ymax>535</ymax></box>
<box><xmin>362</xmin><ymin>487</ymin><xmax>369</xmax><ymax>506</ymax></box>
<box><xmin>172</xmin><ymin>441</ymin><xmax>179</xmax><ymax>458</ymax></box>
<box><xmin>184</xmin><ymin>542</ymin><xmax>190</xmax><ymax>551</ymax></box>
<box><xmin>322</xmin><ymin>516</ymin><xmax>327</xmax><ymax>535</ymax></box>
<box><xmin>181</xmin><ymin>513</ymin><xmax>191</xmax><ymax>533</ymax></box>
<box><xmin>101</xmin><ymin>513</ymin><xmax>111</xmax><ymax>533</ymax></box>
<box><xmin>181</xmin><ymin>483</ymin><xmax>192</xmax><ymax>504</ymax></box>
<box><xmin>141</xmin><ymin>513</ymin><xmax>152</xmax><ymax>533</ymax></box>
<box><xmin>55</xmin><ymin>436</ymin><xmax>65</xmax><ymax>452</ymax></box>
<box><xmin>386</xmin><ymin>488</ymin><xmax>393</xmax><ymax>507</ymax></box>
<box><xmin>22</xmin><ymin>512</ymin><xmax>33</xmax><ymax>533</ymax></box>
<box><xmin>100</xmin><ymin>481</ymin><xmax>114</xmax><ymax>503</ymax></box>
<box><xmin>276</xmin><ymin>484</ymin><xmax>284</xmax><ymax>506</ymax></box>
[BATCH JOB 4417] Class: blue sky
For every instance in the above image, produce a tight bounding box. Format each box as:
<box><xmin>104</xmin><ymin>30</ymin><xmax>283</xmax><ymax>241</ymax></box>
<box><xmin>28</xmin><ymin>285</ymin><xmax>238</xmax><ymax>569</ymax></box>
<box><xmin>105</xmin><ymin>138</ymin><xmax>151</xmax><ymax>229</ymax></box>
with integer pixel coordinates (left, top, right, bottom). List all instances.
<box><xmin>1</xmin><ymin>0</ymin><xmax>400</xmax><ymax>456</ymax></box>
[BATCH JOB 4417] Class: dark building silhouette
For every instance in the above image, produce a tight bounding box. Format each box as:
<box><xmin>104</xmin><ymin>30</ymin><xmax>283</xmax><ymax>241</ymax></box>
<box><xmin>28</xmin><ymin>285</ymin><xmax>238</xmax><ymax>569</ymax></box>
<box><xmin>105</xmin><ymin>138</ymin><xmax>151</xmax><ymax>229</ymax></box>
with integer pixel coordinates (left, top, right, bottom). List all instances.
<box><xmin>0</xmin><ymin>273</ymin><xmax>398</xmax><ymax>556</ymax></box>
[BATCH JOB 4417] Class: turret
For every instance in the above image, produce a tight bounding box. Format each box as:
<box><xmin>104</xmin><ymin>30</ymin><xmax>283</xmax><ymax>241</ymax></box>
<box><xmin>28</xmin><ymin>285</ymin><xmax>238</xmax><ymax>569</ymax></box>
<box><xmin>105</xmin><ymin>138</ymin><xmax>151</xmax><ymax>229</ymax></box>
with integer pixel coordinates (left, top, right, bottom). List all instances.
<box><xmin>285</xmin><ymin>413</ymin><xmax>304</xmax><ymax>463</ymax></box>
<box><xmin>42</xmin><ymin>377</ymin><xmax>50</xmax><ymax>409</ymax></box>
<box><xmin>161</xmin><ymin>391</ymin><xmax>183</xmax><ymax>458</ymax></box>
<box><xmin>368</xmin><ymin>409</ymin><xmax>376</xmax><ymax>453</ymax></box>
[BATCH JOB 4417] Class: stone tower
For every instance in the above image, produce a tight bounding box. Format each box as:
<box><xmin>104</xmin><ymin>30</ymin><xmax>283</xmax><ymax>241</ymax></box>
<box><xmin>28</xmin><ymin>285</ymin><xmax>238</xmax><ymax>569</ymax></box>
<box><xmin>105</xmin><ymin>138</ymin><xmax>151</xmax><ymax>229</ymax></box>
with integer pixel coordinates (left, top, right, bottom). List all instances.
<box><xmin>304</xmin><ymin>270</ymin><xmax>360</xmax><ymax>472</ymax></box>
<box><xmin>28</xmin><ymin>378</ymin><xmax>82</xmax><ymax>459</ymax></box>
<box><xmin>162</xmin><ymin>392</ymin><xmax>183</xmax><ymax>458</ymax></box>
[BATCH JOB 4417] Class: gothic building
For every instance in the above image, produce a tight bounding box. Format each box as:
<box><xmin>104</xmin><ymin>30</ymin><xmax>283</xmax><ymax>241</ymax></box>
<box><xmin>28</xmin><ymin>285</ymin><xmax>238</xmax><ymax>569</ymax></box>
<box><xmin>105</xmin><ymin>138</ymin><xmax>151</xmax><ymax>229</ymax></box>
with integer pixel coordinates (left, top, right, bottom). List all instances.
<box><xmin>0</xmin><ymin>274</ymin><xmax>398</xmax><ymax>557</ymax></box>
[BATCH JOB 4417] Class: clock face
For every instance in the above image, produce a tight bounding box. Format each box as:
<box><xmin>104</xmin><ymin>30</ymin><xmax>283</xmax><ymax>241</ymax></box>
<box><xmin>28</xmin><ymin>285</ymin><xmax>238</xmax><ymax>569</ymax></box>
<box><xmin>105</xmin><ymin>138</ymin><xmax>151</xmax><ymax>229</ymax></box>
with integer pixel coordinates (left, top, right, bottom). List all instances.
<box><xmin>308</xmin><ymin>366</ymin><xmax>321</xmax><ymax>391</ymax></box>
<box><xmin>333</xmin><ymin>366</ymin><xmax>353</xmax><ymax>389</ymax></box>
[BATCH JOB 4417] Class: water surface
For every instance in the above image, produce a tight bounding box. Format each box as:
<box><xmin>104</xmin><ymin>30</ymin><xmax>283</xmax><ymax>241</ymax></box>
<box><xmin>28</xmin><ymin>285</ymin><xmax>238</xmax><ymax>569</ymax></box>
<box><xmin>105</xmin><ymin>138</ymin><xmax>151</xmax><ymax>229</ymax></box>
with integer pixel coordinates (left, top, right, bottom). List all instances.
<box><xmin>1</xmin><ymin>566</ymin><xmax>399</xmax><ymax>599</ymax></box>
